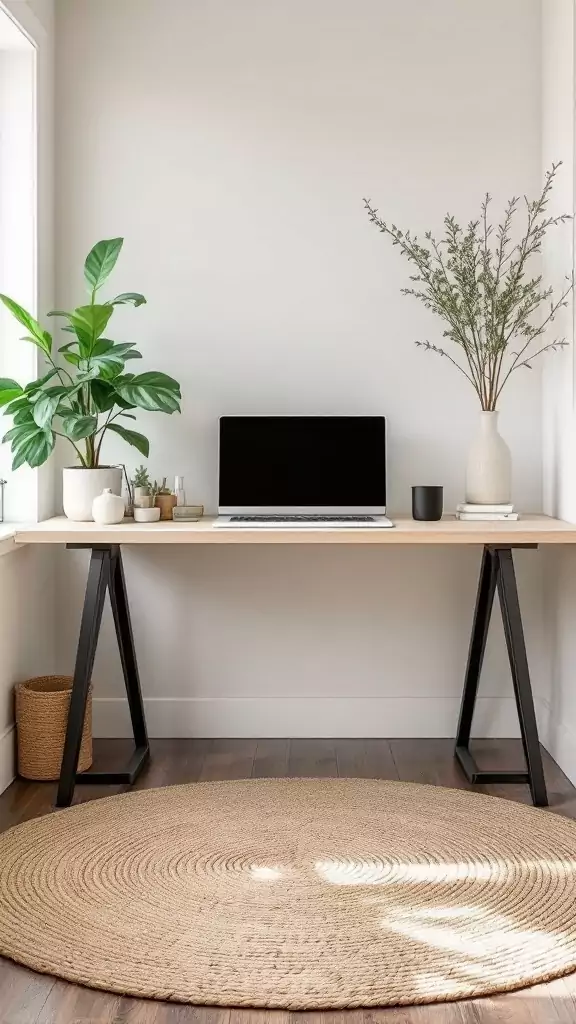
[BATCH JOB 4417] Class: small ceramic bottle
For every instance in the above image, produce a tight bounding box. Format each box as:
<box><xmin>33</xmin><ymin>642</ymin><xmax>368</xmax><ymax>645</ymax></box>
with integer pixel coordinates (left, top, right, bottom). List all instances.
<box><xmin>92</xmin><ymin>488</ymin><xmax>126</xmax><ymax>525</ymax></box>
<box><xmin>174</xmin><ymin>475</ymin><xmax>186</xmax><ymax>506</ymax></box>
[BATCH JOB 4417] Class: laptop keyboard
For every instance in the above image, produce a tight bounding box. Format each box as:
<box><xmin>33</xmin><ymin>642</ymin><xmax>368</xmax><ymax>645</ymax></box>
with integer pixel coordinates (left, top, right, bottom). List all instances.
<box><xmin>229</xmin><ymin>515</ymin><xmax>376</xmax><ymax>523</ymax></box>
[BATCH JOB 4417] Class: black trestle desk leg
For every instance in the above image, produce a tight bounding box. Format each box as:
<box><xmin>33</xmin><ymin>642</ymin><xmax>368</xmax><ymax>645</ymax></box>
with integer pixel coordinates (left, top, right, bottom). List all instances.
<box><xmin>455</xmin><ymin>544</ymin><xmax>548</xmax><ymax>807</ymax></box>
<box><xmin>108</xmin><ymin>548</ymin><xmax>149</xmax><ymax>762</ymax></box>
<box><xmin>496</xmin><ymin>547</ymin><xmax>547</xmax><ymax>807</ymax></box>
<box><xmin>56</xmin><ymin>548</ymin><xmax>110</xmax><ymax>807</ymax></box>
<box><xmin>455</xmin><ymin>546</ymin><xmax>496</xmax><ymax>754</ymax></box>
<box><xmin>57</xmin><ymin>544</ymin><xmax>150</xmax><ymax>807</ymax></box>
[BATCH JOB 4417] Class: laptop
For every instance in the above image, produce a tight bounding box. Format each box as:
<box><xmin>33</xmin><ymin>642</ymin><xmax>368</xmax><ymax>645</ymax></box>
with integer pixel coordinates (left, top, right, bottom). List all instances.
<box><xmin>215</xmin><ymin>415</ymin><xmax>394</xmax><ymax>528</ymax></box>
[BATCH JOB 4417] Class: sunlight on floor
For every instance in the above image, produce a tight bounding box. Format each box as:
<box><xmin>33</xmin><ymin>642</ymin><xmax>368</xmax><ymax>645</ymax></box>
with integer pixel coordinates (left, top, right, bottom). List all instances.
<box><xmin>312</xmin><ymin>855</ymin><xmax>576</xmax><ymax>995</ymax></box>
<box><xmin>383</xmin><ymin>904</ymin><xmax>570</xmax><ymax>994</ymax></box>
<box><xmin>314</xmin><ymin>855</ymin><xmax>576</xmax><ymax>885</ymax></box>
<box><xmin>250</xmin><ymin>865</ymin><xmax>283</xmax><ymax>880</ymax></box>
<box><xmin>386</xmin><ymin>911</ymin><xmax>561</xmax><ymax>962</ymax></box>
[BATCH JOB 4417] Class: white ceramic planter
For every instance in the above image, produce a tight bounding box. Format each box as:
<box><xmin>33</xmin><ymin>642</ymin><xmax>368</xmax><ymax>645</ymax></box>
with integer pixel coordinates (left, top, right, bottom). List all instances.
<box><xmin>465</xmin><ymin>411</ymin><xmax>512</xmax><ymax>504</ymax></box>
<box><xmin>62</xmin><ymin>467</ymin><xmax>123</xmax><ymax>522</ymax></box>
<box><xmin>134</xmin><ymin>506</ymin><xmax>161</xmax><ymax>523</ymax></box>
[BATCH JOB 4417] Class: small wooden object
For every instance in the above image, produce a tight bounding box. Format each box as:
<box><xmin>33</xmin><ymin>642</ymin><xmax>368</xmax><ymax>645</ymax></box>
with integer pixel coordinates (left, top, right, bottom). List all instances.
<box><xmin>155</xmin><ymin>493</ymin><xmax>177</xmax><ymax>521</ymax></box>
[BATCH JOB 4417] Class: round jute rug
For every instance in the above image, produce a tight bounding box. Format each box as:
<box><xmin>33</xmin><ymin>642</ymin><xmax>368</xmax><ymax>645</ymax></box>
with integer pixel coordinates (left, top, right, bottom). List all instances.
<box><xmin>1</xmin><ymin>778</ymin><xmax>576</xmax><ymax>1009</ymax></box>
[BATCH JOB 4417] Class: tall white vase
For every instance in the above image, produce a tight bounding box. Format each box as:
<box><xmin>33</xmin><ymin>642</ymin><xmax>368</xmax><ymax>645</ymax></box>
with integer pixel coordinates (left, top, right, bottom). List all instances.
<box><xmin>465</xmin><ymin>411</ymin><xmax>511</xmax><ymax>504</ymax></box>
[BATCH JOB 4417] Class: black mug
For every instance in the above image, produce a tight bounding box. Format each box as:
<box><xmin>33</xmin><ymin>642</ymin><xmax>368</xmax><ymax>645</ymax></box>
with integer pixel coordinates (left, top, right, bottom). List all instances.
<box><xmin>412</xmin><ymin>485</ymin><xmax>443</xmax><ymax>522</ymax></box>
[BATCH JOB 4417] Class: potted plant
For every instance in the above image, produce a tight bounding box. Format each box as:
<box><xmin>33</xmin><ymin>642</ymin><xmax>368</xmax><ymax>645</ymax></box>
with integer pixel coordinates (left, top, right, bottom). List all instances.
<box><xmin>0</xmin><ymin>238</ymin><xmax>182</xmax><ymax>520</ymax></box>
<box><xmin>132</xmin><ymin>464</ymin><xmax>152</xmax><ymax>508</ymax></box>
<box><xmin>364</xmin><ymin>163</ymin><xmax>573</xmax><ymax>503</ymax></box>
<box><xmin>152</xmin><ymin>477</ymin><xmax>177</xmax><ymax>520</ymax></box>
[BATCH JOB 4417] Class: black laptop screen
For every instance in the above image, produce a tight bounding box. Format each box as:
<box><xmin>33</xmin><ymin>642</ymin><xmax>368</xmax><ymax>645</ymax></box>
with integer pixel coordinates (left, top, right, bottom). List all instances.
<box><xmin>219</xmin><ymin>416</ymin><xmax>386</xmax><ymax>507</ymax></box>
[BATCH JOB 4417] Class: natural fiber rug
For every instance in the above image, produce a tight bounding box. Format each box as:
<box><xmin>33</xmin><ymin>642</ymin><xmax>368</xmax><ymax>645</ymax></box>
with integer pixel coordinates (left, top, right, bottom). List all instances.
<box><xmin>1</xmin><ymin>779</ymin><xmax>576</xmax><ymax>1009</ymax></box>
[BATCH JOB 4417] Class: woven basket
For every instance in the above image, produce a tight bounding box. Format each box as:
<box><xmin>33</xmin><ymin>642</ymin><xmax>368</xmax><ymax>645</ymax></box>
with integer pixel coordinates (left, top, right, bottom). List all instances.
<box><xmin>15</xmin><ymin>676</ymin><xmax>93</xmax><ymax>781</ymax></box>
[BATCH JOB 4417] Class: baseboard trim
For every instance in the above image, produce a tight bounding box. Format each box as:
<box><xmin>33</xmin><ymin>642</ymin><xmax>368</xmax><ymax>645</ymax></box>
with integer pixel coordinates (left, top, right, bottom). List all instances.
<box><xmin>0</xmin><ymin>699</ymin><xmax>556</xmax><ymax>790</ymax></box>
<box><xmin>92</xmin><ymin>696</ymin><xmax>543</xmax><ymax>739</ymax></box>
<box><xmin>0</xmin><ymin>723</ymin><xmax>15</xmax><ymax>794</ymax></box>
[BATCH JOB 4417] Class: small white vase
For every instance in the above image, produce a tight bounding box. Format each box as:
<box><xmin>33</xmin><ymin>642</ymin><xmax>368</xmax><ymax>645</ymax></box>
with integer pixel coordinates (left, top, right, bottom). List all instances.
<box><xmin>465</xmin><ymin>411</ymin><xmax>512</xmax><ymax>504</ymax></box>
<box><xmin>62</xmin><ymin>467</ymin><xmax>123</xmax><ymax>521</ymax></box>
<box><xmin>92</xmin><ymin>488</ymin><xmax>126</xmax><ymax>525</ymax></box>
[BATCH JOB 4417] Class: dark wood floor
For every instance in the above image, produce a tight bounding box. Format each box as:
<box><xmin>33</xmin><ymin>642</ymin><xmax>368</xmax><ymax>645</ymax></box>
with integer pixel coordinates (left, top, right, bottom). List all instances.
<box><xmin>1</xmin><ymin>738</ymin><xmax>576</xmax><ymax>1023</ymax></box>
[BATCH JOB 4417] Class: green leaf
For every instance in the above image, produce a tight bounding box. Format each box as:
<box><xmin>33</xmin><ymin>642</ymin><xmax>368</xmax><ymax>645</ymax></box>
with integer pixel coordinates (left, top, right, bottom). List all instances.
<box><xmin>20</xmin><ymin>333</ymin><xmax>54</xmax><ymax>356</ymax></box>
<box><xmin>89</xmin><ymin>379</ymin><xmax>117</xmax><ymax>413</ymax></box>
<box><xmin>115</xmin><ymin>371</ymin><xmax>181</xmax><ymax>414</ymax></box>
<box><xmin>70</xmin><ymin>305</ymin><xmax>114</xmax><ymax>347</ymax></box>
<box><xmin>13</xmin><ymin>405</ymin><xmax>36</xmax><ymax>425</ymax></box>
<box><xmin>44</xmin><ymin>384</ymin><xmax>81</xmax><ymax>398</ymax></box>
<box><xmin>91</xmin><ymin>338</ymin><xmax>115</xmax><ymax>355</ymax></box>
<box><xmin>26</xmin><ymin>429</ymin><xmax>55</xmax><ymax>468</ymax></box>
<box><xmin>9</xmin><ymin>421</ymin><xmax>38</xmax><ymax>449</ymax></box>
<box><xmin>98</xmin><ymin>359</ymin><xmax>127</xmax><ymax>381</ymax></box>
<box><xmin>110</xmin><ymin>292</ymin><xmax>146</xmax><ymax>307</ymax></box>
<box><xmin>107</xmin><ymin>423</ymin><xmax>149</xmax><ymax>457</ymax></box>
<box><xmin>111</xmin><ymin>390</ymin><xmax>137</xmax><ymax>410</ymax></box>
<box><xmin>0</xmin><ymin>296</ymin><xmax>52</xmax><ymax>355</ymax></box>
<box><xmin>11</xmin><ymin>446</ymin><xmax>29</xmax><ymax>471</ymax></box>
<box><xmin>8</xmin><ymin>423</ymin><xmax>54</xmax><ymax>470</ymax></box>
<box><xmin>4</xmin><ymin>395</ymin><xmax>31</xmax><ymax>416</ymax></box>
<box><xmin>24</xmin><ymin>369</ymin><xmax>59</xmax><ymax>394</ymax></box>
<box><xmin>2</xmin><ymin>424</ymin><xmax>28</xmax><ymax>444</ymax></box>
<box><xmin>89</xmin><ymin>339</ymin><xmax>129</xmax><ymax>379</ymax></box>
<box><xmin>0</xmin><ymin>378</ymin><xmax>24</xmax><ymax>407</ymax></box>
<box><xmin>98</xmin><ymin>340</ymin><xmax>141</xmax><ymax>359</ymax></box>
<box><xmin>84</xmin><ymin>238</ymin><xmax>124</xmax><ymax>294</ymax></box>
<box><xmin>63</xmin><ymin>323</ymin><xmax>93</xmax><ymax>354</ymax></box>
<box><xmin>63</xmin><ymin>351</ymin><xmax>81</xmax><ymax>367</ymax></box>
<box><xmin>32</xmin><ymin>392</ymin><xmax>60</xmax><ymax>428</ymax></box>
<box><xmin>11</xmin><ymin>446</ymin><xmax>30</xmax><ymax>470</ymax></box>
<box><xmin>76</xmin><ymin>367</ymin><xmax>102</xmax><ymax>384</ymax></box>
<box><xmin>60</xmin><ymin>413</ymin><xmax>97</xmax><ymax>441</ymax></box>
<box><xmin>93</xmin><ymin>372</ymin><xmax>139</xmax><ymax>410</ymax></box>
<box><xmin>52</xmin><ymin>305</ymin><xmax>114</xmax><ymax>357</ymax></box>
<box><xmin>114</xmin><ymin>343</ymin><xmax>142</xmax><ymax>361</ymax></box>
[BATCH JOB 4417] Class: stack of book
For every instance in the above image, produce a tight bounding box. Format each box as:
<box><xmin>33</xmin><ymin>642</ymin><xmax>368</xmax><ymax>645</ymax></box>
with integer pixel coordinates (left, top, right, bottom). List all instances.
<box><xmin>456</xmin><ymin>502</ymin><xmax>519</xmax><ymax>521</ymax></box>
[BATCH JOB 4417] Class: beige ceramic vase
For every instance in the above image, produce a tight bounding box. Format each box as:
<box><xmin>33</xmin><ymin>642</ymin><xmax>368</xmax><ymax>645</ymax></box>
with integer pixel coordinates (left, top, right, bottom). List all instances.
<box><xmin>465</xmin><ymin>411</ymin><xmax>512</xmax><ymax>504</ymax></box>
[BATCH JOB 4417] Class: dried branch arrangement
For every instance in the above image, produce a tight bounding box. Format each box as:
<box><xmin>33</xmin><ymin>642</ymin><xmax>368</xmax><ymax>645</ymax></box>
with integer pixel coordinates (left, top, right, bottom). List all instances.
<box><xmin>364</xmin><ymin>163</ymin><xmax>573</xmax><ymax>410</ymax></box>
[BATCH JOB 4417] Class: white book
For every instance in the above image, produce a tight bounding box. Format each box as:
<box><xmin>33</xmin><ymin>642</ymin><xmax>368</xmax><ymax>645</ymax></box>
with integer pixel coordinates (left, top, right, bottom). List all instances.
<box><xmin>457</xmin><ymin>512</ymin><xmax>519</xmax><ymax>521</ymax></box>
<box><xmin>456</xmin><ymin>502</ymin><xmax>514</xmax><ymax>514</ymax></box>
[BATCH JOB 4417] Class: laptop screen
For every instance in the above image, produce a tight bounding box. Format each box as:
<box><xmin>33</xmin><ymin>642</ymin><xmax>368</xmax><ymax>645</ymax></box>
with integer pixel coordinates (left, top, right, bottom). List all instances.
<box><xmin>219</xmin><ymin>416</ymin><xmax>386</xmax><ymax>510</ymax></box>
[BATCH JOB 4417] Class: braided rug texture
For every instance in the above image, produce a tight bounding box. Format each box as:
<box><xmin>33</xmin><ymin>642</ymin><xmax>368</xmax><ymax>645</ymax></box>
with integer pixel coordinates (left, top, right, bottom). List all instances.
<box><xmin>1</xmin><ymin>778</ymin><xmax>576</xmax><ymax>1008</ymax></box>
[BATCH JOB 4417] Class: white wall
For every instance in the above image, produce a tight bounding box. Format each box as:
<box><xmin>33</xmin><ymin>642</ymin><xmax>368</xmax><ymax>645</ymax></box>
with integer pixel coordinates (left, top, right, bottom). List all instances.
<box><xmin>0</xmin><ymin>545</ymin><xmax>56</xmax><ymax>790</ymax></box>
<box><xmin>55</xmin><ymin>0</ymin><xmax>548</xmax><ymax>738</ymax></box>
<box><xmin>541</xmin><ymin>0</ymin><xmax>576</xmax><ymax>783</ymax></box>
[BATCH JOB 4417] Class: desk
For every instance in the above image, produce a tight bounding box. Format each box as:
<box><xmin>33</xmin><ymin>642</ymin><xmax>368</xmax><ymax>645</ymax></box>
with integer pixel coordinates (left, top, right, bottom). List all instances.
<box><xmin>14</xmin><ymin>514</ymin><xmax>576</xmax><ymax>808</ymax></box>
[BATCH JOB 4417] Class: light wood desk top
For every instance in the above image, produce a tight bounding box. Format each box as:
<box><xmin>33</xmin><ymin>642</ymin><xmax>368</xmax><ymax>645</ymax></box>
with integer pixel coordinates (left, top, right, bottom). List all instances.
<box><xmin>12</xmin><ymin>514</ymin><xmax>576</xmax><ymax>545</ymax></box>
